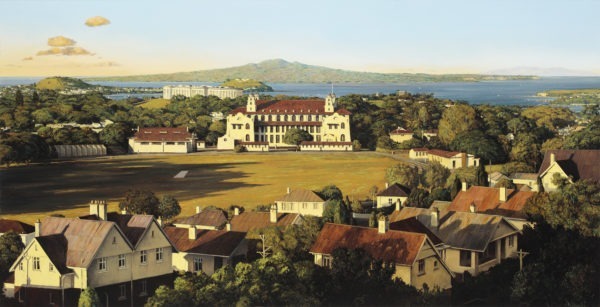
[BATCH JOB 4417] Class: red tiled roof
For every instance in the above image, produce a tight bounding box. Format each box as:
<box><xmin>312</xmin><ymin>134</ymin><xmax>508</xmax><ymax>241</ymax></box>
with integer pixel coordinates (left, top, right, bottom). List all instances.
<box><xmin>411</xmin><ymin>147</ymin><xmax>429</xmax><ymax>152</ymax></box>
<box><xmin>173</xmin><ymin>210</ymin><xmax>228</xmax><ymax>228</ymax></box>
<box><xmin>132</xmin><ymin>127</ymin><xmax>194</xmax><ymax>142</ymax></box>
<box><xmin>0</xmin><ymin>219</ymin><xmax>34</xmax><ymax>234</ymax></box>
<box><xmin>538</xmin><ymin>150</ymin><xmax>600</xmax><ymax>182</ymax></box>
<box><xmin>310</xmin><ymin>223</ymin><xmax>426</xmax><ymax>265</ymax></box>
<box><xmin>377</xmin><ymin>183</ymin><xmax>411</xmax><ymax>197</ymax></box>
<box><xmin>257</xmin><ymin>121</ymin><xmax>322</xmax><ymax>126</ymax></box>
<box><xmin>230</xmin><ymin>100</ymin><xmax>351</xmax><ymax>115</ymax></box>
<box><xmin>389</xmin><ymin>218</ymin><xmax>443</xmax><ymax>245</ymax></box>
<box><xmin>448</xmin><ymin>186</ymin><xmax>535</xmax><ymax>219</ymax></box>
<box><xmin>300</xmin><ymin>141</ymin><xmax>352</xmax><ymax>146</ymax></box>
<box><xmin>163</xmin><ymin>227</ymin><xmax>246</xmax><ymax>256</ymax></box>
<box><xmin>229</xmin><ymin>212</ymin><xmax>300</xmax><ymax>233</ymax></box>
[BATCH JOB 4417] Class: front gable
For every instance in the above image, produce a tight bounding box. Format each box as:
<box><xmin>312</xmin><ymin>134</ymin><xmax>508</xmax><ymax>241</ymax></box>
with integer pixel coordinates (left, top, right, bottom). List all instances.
<box><xmin>11</xmin><ymin>240</ymin><xmax>63</xmax><ymax>288</ymax></box>
<box><xmin>93</xmin><ymin>227</ymin><xmax>133</xmax><ymax>258</ymax></box>
<box><xmin>134</xmin><ymin>221</ymin><xmax>173</xmax><ymax>250</ymax></box>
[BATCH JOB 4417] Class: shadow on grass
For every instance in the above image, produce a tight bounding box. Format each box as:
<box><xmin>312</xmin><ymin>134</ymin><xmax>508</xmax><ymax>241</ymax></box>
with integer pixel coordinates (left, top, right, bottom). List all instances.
<box><xmin>0</xmin><ymin>157</ymin><xmax>263</xmax><ymax>214</ymax></box>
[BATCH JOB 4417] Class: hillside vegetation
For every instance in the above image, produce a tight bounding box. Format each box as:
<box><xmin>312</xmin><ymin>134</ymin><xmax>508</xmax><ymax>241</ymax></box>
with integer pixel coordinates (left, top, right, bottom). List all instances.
<box><xmin>138</xmin><ymin>98</ymin><xmax>171</xmax><ymax>109</ymax></box>
<box><xmin>538</xmin><ymin>88</ymin><xmax>600</xmax><ymax>105</ymax></box>
<box><xmin>220</xmin><ymin>78</ymin><xmax>273</xmax><ymax>91</ymax></box>
<box><xmin>36</xmin><ymin>76</ymin><xmax>94</xmax><ymax>90</ymax></box>
<box><xmin>89</xmin><ymin>59</ymin><xmax>537</xmax><ymax>83</ymax></box>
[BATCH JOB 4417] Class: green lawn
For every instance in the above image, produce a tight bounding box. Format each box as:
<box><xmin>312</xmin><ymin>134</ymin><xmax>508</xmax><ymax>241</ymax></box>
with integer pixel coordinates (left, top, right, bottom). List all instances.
<box><xmin>138</xmin><ymin>98</ymin><xmax>170</xmax><ymax>109</ymax></box>
<box><xmin>0</xmin><ymin>152</ymin><xmax>398</xmax><ymax>223</ymax></box>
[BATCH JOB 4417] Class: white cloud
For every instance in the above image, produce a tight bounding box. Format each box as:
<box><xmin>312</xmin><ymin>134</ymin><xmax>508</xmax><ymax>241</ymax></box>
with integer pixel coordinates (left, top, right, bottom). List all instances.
<box><xmin>85</xmin><ymin>16</ymin><xmax>111</xmax><ymax>27</ymax></box>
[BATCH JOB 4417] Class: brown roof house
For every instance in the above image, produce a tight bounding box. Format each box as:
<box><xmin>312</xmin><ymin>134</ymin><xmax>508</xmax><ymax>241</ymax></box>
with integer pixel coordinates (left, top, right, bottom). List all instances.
<box><xmin>538</xmin><ymin>150</ymin><xmax>600</xmax><ymax>192</ymax></box>
<box><xmin>164</xmin><ymin>224</ymin><xmax>247</xmax><ymax>276</ymax></box>
<box><xmin>389</xmin><ymin>206</ymin><xmax>520</xmax><ymax>277</ymax></box>
<box><xmin>0</xmin><ymin>219</ymin><xmax>34</xmax><ymax>246</ymax></box>
<box><xmin>275</xmin><ymin>188</ymin><xmax>326</xmax><ymax>217</ymax></box>
<box><xmin>229</xmin><ymin>204</ymin><xmax>303</xmax><ymax>236</ymax></box>
<box><xmin>218</xmin><ymin>93</ymin><xmax>352</xmax><ymax>150</ymax></box>
<box><xmin>448</xmin><ymin>184</ymin><xmax>535</xmax><ymax>230</ymax></box>
<box><xmin>5</xmin><ymin>200</ymin><xmax>174</xmax><ymax>306</ymax></box>
<box><xmin>310</xmin><ymin>219</ymin><xmax>453</xmax><ymax>290</ymax></box>
<box><xmin>376</xmin><ymin>183</ymin><xmax>411</xmax><ymax>209</ymax></box>
<box><xmin>172</xmin><ymin>206</ymin><xmax>228</xmax><ymax>230</ymax></box>
<box><xmin>389</xmin><ymin>127</ymin><xmax>414</xmax><ymax>143</ymax></box>
<box><xmin>128</xmin><ymin>126</ymin><xmax>197</xmax><ymax>153</ymax></box>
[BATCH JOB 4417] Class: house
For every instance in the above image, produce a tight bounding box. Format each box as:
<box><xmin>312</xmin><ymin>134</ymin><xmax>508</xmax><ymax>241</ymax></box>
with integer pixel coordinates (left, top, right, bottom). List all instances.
<box><xmin>275</xmin><ymin>188</ymin><xmax>326</xmax><ymax>217</ymax></box>
<box><xmin>409</xmin><ymin>148</ymin><xmax>480</xmax><ymax>169</ymax></box>
<box><xmin>389</xmin><ymin>127</ymin><xmax>414</xmax><ymax>143</ymax></box>
<box><xmin>172</xmin><ymin>207</ymin><xmax>228</xmax><ymax>230</ymax></box>
<box><xmin>422</xmin><ymin>130</ymin><xmax>438</xmax><ymax>141</ymax></box>
<box><xmin>5</xmin><ymin>201</ymin><xmax>174</xmax><ymax>306</ymax></box>
<box><xmin>310</xmin><ymin>220</ymin><xmax>454</xmax><ymax>290</ymax></box>
<box><xmin>447</xmin><ymin>184</ymin><xmax>536</xmax><ymax>230</ymax></box>
<box><xmin>218</xmin><ymin>93</ymin><xmax>352</xmax><ymax>150</ymax></box>
<box><xmin>510</xmin><ymin>173</ymin><xmax>539</xmax><ymax>191</ymax></box>
<box><xmin>376</xmin><ymin>183</ymin><xmax>411</xmax><ymax>209</ymax></box>
<box><xmin>488</xmin><ymin>171</ymin><xmax>510</xmax><ymax>187</ymax></box>
<box><xmin>0</xmin><ymin>219</ymin><xmax>34</xmax><ymax>246</ymax></box>
<box><xmin>389</xmin><ymin>207</ymin><xmax>520</xmax><ymax>277</ymax></box>
<box><xmin>229</xmin><ymin>205</ymin><xmax>302</xmax><ymax>236</ymax></box>
<box><xmin>538</xmin><ymin>150</ymin><xmax>600</xmax><ymax>192</ymax></box>
<box><xmin>128</xmin><ymin>126</ymin><xmax>197</xmax><ymax>153</ymax></box>
<box><xmin>164</xmin><ymin>226</ymin><xmax>247</xmax><ymax>275</ymax></box>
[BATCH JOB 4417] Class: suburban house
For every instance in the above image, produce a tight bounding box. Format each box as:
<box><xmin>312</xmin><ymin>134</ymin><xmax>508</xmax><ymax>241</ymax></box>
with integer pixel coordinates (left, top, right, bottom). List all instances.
<box><xmin>488</xmin><ymin>171</ymin><xmax>510</xmax><ymax>188</ymax></box>
<box><xmin>164</xmin><ymin>226</ymin><xmax>247</xmax><ymax>275</ymax></box>
<box><xmin>0</xmin><ymin>219</ymin><xmax>34</xmax><ymax>246</ymax></box>
<box><xmin>310</xmin><ymin>220</ymin><xmax>454</xmax><ymax>290</ymax></box>
<box><xmin>447</xmin><ymin>184</ymin><xmax>535</xmax><ymax>230</ymax></box>
<box><xmin>172</xmin><ymin>207</ymin><xmax>228</xmax><ymax>230</ymax></box>
<box><xmin>4</xmin><ymin>201</ymin><xmax>174</xmax><ymax>306</ymax></box>
<box><xmin>229</xmin><ymin>204</ymin><xmax>303</xmax><ymax>236</ymax></box>
<box><xmin>389</xmin><ymin>207</ymin><xmax>520</xmax><ymax>277</ymax></box>
<box><xmin>409</xmin><ymin>148</ymin><xmax>480</xmax><ymax>169</ymax></box>
<box><xmin>510</xmin><ymin>173</ymin><xmax>540</xmax><ymax>191</ymax></box>
<box><xmin>274</xmin><ymin>188</ymin><xmax>326</xmax><ymax>217</ymax></box>
<box><xmin>389</xmin><ymin>127</ymin><xmax>414</xmax><ymax>143</ymax></box>
<box><xmin>218</xmin><ymin>93</ymin><xmax>352</xmax><ymax>150</ymax></box>
<box><xmin>128</xmin><ymin>126</ymin><xmax>197</xmax><ymax>154</ymax></box>
<box><xmin>538</xmin><ymin>150</ymin><xmax>600</xmax><ymax>192</ymax></box>
<box><xmin>376</xmin><ymin>183</ymin><xmax>411</xmax><ymax>209</ymax></box>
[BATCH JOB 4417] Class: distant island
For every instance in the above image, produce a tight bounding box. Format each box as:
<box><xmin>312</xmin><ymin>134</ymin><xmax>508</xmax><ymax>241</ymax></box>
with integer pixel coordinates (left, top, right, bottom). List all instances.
<box><xmin>32</xmin><ymin>76</ymin><xmax>161</xmax><ymax>95</ymax></box>
<box><xmin>88</xmin><ymin>59</ymin><xmax>538</xmax><ymax>84</ymax></box>
<box><xmin>220</xmin><ymin>78</ymin><xmax>273</xmax><ymax>92</ymax></box>
<box><xmin>537</xmin><ymin>88</ymin><xmax>600</xmax><ymax>105</ymax></box>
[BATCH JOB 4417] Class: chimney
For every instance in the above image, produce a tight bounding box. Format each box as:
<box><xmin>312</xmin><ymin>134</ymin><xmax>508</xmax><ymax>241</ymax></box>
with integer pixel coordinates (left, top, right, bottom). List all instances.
<box><xmin>286</xmin><ymin>187</ymin><xmax>291</xmax><ymax>194</ymax></box>
<box><xmin>89</xmin><ymin>200</ymin><xmax>98</xmax><ymax>216</ymax></box>
<box><xmin>385</xmin><ymin>182</ymin><xmax>389</xmax><ymax>189</ymax></box>
<box><xmin>188</xmin><ymin>226</ymin><xmax>197</xmax><ymax>240</ymax></box>
<box><xmin>550</xmin><ymin>152</ymin><xmax>556</xmax><ymax>164</ymax></box>
<box><xmin>234</xmin><ymin>207</ymin><xmax>240</xmax><ymax>216</ymax></box>
<box><xmin>270</xmin><ymin>204</ymin><xmax>278</xmax><ymax>223</ymax></box>
<box><xmin>395</xmin><ymin>199</ymin><xmax>402</xmax><ymax>211</ymax></box>
<box><xmin>121</xmin><ymin>210</ymin><xmax>127</xmax><ymax>215</ymax></box>
<box><xmin>431</xmin><ymin>208</ymin><xmax>439</xmax><ymax>228</ymax></box>
<box><xmin>378</xmin><ymin>216</ymin><xmax>389</xmax><ymax>234</ymax></box>
<box><xmin>196</xmin><ymin>206</ymin><xmax>202</xmax><ymax>214</ymax></box>
<box><xmin>462</xmin><ymin>181</ymin><xmax>468</xmax><ymax>192</ymax></box>
<box><xmin>157</xmin><ymin>217</ymin><xmax>163</xmax><ymax>227</ymax></box>
<box><xmin>225</xmin><ymin>222</ymin><xmax>231</xmax><ymax>231</ymax></box>
<box><xmin>98</xmin><ymin>200</ymin><xmax>107</xmax><ymax>220</ymax></box>
<box><xmin>34</xmin><ymin>219</ymin><xmax>41</xmax><ymax>237</ymax></box>
<box><xmin>469</xmin><ymin>202</ymin><xmax>476</xmax><ymax>213</ymax></box>
<box><xmin>499</xmin><ymin>187</ymin><xmax>507</xmax><ymax>202</ymax></box>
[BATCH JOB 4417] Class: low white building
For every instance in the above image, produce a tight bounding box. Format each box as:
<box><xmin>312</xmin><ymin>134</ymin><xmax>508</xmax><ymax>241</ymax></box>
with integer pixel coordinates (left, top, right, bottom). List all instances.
<box><xmin>128</xmin><ymin>127</ymin><xmax>197</xmax><ymax>154</ymax></box>
<box><xmin>163</xmin><ymin>85</ymin><xmax>243</xmax><ymax>100</ymax></box>
<box><xmin>409</xmin><ymin>148</ymin><xmax>480</xmax><ymax>169</ymax></box>
<box><xmin>275</xmin><ymin>188</ymin><xmax>326</xmax><ymax>217</ymax></box>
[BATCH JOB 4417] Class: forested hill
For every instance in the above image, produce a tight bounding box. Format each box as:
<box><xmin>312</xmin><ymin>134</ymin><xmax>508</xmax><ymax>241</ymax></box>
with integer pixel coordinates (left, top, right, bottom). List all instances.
<box><xmin>88</xmin><ymin>59</ymin><xmax>538</xmax><ymax>83</ymax></box>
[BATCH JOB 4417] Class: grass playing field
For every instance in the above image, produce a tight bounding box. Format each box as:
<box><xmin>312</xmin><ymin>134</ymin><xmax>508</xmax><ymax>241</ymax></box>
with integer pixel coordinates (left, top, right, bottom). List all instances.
<box><xmin>0</xmin><ymin>152</ymin><xmax>399</xmax><ymax>223</ymax></box>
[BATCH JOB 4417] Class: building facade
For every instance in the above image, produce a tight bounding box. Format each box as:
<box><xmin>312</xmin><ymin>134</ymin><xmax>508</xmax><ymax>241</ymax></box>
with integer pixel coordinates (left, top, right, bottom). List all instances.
<box><xmin>376</xmin><ymin>183</ymin><xmax>411</xmax><ymax>209</ymax></box>
<box><xmin>275</xmin><ymin>188</ymin><xmax>326</xmax><ymax>217</ymax></box>
<box><xmin>409</xmin><ymin>148</ymin><xmax>480</xmax><ymax>169</ymax></box>
<box><xmin>163</xmin><ymin>85</ymin><xmax>243</xmax><ymax>100</ymax></box>
<box><xmin>218</xmin><ymin>94</ymin><xmax>352</xmax><ymax>150</ymax></box>
<box><xmin>128</xmin><ymin>127</ymin><xmax>197</xmax><ymax>153</ymax></box>
<box><xmin>389</xmin><ymin>127</ymin><xmax>414</xmax><ymax>143</ymax></box>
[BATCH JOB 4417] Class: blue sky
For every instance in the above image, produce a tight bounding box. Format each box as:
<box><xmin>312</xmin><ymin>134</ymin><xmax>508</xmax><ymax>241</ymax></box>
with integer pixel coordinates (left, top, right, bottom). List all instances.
<box><xmin>1</xmin><ymin>0</ymin><xmax>599</xmax><ymax>76</ymax></box>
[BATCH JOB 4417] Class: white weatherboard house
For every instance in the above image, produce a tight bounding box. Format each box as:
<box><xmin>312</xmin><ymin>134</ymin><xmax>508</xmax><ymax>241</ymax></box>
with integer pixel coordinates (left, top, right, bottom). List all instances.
<box><xmin>128</xmin><ymin>126</ymin><xmax>197</xmax><ymax>153</ymax></box>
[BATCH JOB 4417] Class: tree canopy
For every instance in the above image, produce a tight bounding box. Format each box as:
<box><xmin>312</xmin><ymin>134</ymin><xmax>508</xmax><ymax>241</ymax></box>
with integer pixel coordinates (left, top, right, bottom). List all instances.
<box><xmin>283</xmin><ymin>128</ymin><xmax>312</xmax><ymax>146</ymax></box>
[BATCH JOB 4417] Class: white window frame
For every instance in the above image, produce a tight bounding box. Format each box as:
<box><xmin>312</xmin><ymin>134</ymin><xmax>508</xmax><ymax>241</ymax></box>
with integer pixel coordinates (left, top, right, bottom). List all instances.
<box><xmin>156</xmin><ymin>248</ymin><xmax>163</xmax><ymax>262</ymax></box>
<box><xmin>118</xmin><ymin>254</ymin><xmax>126</xmax><ymax>269</ymax></box>
<box><xmin>140</xmin><ymin>250</ymin><xmax>147</xmax><ymax>265</ymax></box>
<box><xmin>418</xmin><ymin>259</ymin><xmax>426</xmax><ymax>275</ymax></box>
<box><xmin>193</xmin><ymin>257</ymin><xmax>202</xmax><ymax>272</ymax></box>
<box><xmin>98</xmin><ymin>257</ymin><xmax>107</xmax><ymax>272</ymax></box>
<box><xmin>33</xmin><ymin>257</ymin><xmax>40</xmax><ymax>271</ymax></box>
<box><xmin>508</xmin><ymin>236</ymin><xmax>515</xmax><ymax>247</ymax></box>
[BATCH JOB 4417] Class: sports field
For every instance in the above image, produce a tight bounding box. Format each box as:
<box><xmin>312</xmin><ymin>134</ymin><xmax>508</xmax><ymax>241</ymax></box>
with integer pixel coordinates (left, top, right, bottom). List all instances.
<box><xmin>0</xmin><ymin>152</ymin><xmax>399</xmax><ymax>223</ymax></box>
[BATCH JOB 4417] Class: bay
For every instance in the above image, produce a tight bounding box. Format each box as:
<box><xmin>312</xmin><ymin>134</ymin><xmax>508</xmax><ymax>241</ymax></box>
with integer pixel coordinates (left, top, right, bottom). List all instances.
<box><xmin>1</xmin><ymin>76</ymin><xmax>599</xmax><ymax>106</ymax></box>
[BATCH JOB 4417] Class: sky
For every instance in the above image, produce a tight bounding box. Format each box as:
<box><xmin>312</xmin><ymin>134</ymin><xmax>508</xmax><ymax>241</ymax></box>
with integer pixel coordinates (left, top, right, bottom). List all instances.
<box><xmin>1</xmin><ymin>0</ymin><xmax>599</xmax><ymax>77</ymax></box>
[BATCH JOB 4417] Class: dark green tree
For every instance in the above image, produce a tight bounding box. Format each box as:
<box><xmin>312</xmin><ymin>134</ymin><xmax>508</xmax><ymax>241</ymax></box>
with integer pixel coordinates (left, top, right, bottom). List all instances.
<box><xmin>386</xmin><ymin>164</ymin><xmax>421</xmax><ymax>190</ymax></box>
<box><xmin>283</xmin><ymin>128</ymin><xmax>312</xmax><ymax>146</ymax></box>
<box><xmin>322</xmin><ymin>199</ymin><xmax>350</xmax><ymax>224</ymax></box>
<box><xmin>0</xmin><ymin>231</ymin><xmax>24</xmax><ymax>280</ymax></box>
<box><xmin>78</xmin><ymin>287</ymin><xmax>101</xmax><ymax>307</ymax></box>
<box><xmin>158</xmin><ymin>195</ymin><xmax>181</xmax><ymax>220</ymax></box>
<box><xmin>407</xmin><ymin>188</ymin><xmax>431</xmax><ymax>208</ymax></box>
<box><xmin>99</xmin><ymin>123</ymin><xmax>132</xmax><ymax>147</ymax></box>
<box><xmin>118</xmin><ymin>189</ymin><xmax>160</xmax><ymax>216</ymax></box>
<box><xmin>449</xmin><ymin>176</ymin><xmax>462</xmax><ymax>200</ymax></box>
<box><xmin>474</xmin><ymin>163</ymin><xmax>488</xmax><ymax>187</ymax></box>
<box><xmin>14</xmin><ymin>90</ymin><xmax>24</xmax><ymax>106</ymax></box>
<box><xmin>317</xmin><ymin>185</ymin><xmax>343</xmax><ymax>201</ymax></box>
<box><xmin>423</xmin><ymin>161</ymin><xmax>450</xmax><ymax>191</ymax></box>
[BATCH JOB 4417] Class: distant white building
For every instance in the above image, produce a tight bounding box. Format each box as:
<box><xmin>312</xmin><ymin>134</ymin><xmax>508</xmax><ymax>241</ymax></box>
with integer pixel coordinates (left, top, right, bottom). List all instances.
<box><xmin>163</xmin><ymin>85</ymin><xmax>243</xmax><ymax>100</ymax></box>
